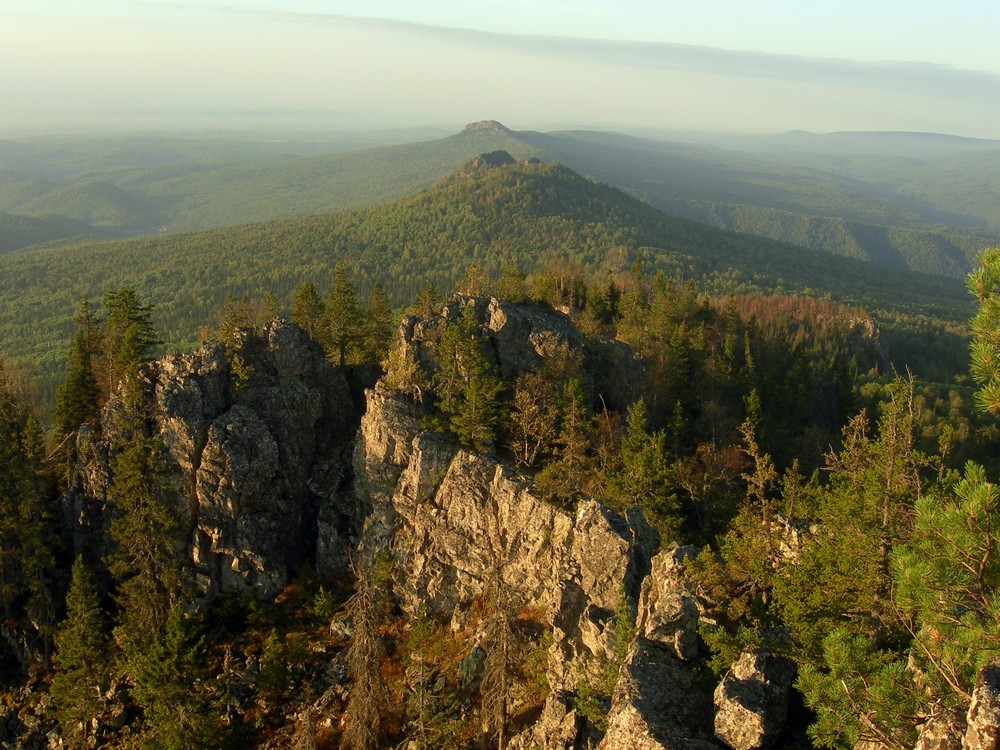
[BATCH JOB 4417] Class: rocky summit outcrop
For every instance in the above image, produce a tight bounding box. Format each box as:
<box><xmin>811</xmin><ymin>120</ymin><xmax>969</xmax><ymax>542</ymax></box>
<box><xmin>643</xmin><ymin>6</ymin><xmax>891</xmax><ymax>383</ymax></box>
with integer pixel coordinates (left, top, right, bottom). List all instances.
<box><xmin>713</xmin><ymin>649</ymin><xmax>795</xmax><ymax>750</ymax></box>
<box><xmin>68</xmin><ymin>319</ymin><xmax>359</xmax><ymax>600</ymax></box>
<box><xmin>965</xmin><ymin>659</ymin><xmax>1000</xmax><ymax>750</ymax></box>
<box><xmin>353</xmin><ymin>296</ymin><xmax>738</xmax><ymax>748</ymax></box>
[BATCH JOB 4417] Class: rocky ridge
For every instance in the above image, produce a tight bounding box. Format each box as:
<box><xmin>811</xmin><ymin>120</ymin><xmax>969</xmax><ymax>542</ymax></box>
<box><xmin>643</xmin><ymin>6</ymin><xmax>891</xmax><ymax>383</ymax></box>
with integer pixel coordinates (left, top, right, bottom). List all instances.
<box><xmin>66</xmin><ymin>319</ymin><xmax>360</xmax><ymax>601</ymax></box>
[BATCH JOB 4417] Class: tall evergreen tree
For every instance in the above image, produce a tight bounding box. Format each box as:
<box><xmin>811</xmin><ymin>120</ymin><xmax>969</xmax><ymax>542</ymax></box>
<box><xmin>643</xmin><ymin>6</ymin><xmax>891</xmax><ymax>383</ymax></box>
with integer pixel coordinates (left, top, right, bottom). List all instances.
<box><xmin>107</xmin><ymin>433</ymin><xmax>183</xmax><ymax>670</ymax></box>
<box><xmin>132</xmin><ymin>601</ymin><xmax>225</xmax><ymax>749</ymax></box>
<box><xmin>533</xmin><ymin>378</ymin><xmax>596</xmax><ymax>502</ymax></box>
<box><xmin>101</xmin><ymin>287</ymin><xmax>159</xmax><ymax>399</ymax></box>
<box><xmin>54</xmin><ymin>296</ymin><xmax>101</xmax><ymax>438</ymax></box>
<box><xmin>51</xmin><ymin>557</ymin><xmax>109</xmax><ymax>750</ymax></box>
<box><xmin>291</xmin><ymin>282</ymin><xmax>327</xmax><ymax>343</ymax></box>
<box><xmin>0</xmin><ymin>360</ymin><xmax>56</xmax><ymax>636</ymax></box>
<box><xmin>363</xmin><ymin>281</ymin><xmax>394</xmax><ymax>365</ymax></box>
<box><xmin>326</xmin><ymin>261</ymin><xmax>363</xmax><ymax>367</ymax></box>
<box><xmin>342</xmin><ymin>557</ymin><xmax>388</xmax><ymax>750</ymax></box>
<box><xmin>432</xmin><ymin>305</ymin><xmax>506</xmax><ymax>452</ymax></box>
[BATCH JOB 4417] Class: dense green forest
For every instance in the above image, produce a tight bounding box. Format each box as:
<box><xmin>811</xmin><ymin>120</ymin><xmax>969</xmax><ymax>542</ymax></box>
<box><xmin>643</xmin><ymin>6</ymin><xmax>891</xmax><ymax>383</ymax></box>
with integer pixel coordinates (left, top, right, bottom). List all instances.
<box><xmin>3</xmin><ymin>123</ymin><xmax>999</xmax><ymax>279</ymax></box>
<box><xmin>2</xmin><ymin>148</ymin><xmax>999</xmax><ymax>748</ymax></box>
<box><xmin>1</xmin><ymin>244</ymin><xmax>999</xmax><ymax>748</ymax></box>
<box><xmin>0</xmin><ymin>153</ymin><xmax>974</xmax><ymax>408</ymax></box>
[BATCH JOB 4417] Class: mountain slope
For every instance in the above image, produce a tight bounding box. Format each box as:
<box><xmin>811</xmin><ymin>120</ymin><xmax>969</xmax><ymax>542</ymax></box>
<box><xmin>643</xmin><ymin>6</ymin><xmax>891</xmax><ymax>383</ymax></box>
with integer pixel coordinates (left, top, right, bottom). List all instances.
<box><xmin>0</xmin><ymin>212</ymin><xmax>110</xmax><ymax>254</ymax></box>
<box><xmin>1</xmin><ymin>123</ymin><xmax>996</xmax><ymax>277</ymax></box>
<box><xmin>0</xmin><ymin>154</ymin><xmax>969</xmax><ymax>387</ymax></box>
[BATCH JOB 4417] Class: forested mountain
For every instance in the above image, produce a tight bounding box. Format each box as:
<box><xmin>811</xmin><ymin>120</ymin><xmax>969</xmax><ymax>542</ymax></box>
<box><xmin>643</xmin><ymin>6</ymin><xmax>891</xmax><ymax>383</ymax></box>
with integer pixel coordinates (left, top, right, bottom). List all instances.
<box><xmin>0</xmin><ymin>153</ymin><xmax>972</xmax><ymax>402</ymax></box>
<box><xmin>0</xmin><ymin>212</ymin><xmax>111</xmax><ymax>254</ymax></box>
<box><xmin>2</xmin><ymin>123</ymin><xmax>998</xmax><ymax>278</ymax></box>
<box><xmin>3</xmin><ymin>127</ymin><xmax>1000</xmax><ymax>747</ymax></box>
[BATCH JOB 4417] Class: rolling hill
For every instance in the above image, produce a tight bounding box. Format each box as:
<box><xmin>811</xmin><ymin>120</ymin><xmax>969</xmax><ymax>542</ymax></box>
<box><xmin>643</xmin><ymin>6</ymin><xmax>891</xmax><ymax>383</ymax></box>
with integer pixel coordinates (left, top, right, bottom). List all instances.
<box><xmin>2</xmin><ymin>123</ymin><xmax>997</xmax><ymax>279</ymax></box>
<box><xmin>0</xmin><ymin>212</ymin><xmax>111</xmax><ymax>254</ymax></box>
<box><xmin>0</xmin><ymin>153</ymin><xmax>971</xmax><ymax>399</ymax></box>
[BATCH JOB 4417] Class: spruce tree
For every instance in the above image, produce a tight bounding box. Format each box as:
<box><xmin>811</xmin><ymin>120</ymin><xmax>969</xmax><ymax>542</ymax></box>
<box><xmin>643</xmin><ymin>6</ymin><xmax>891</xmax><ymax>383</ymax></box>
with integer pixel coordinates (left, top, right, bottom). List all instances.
<box><xmin>101</xmin><ymin>287</ymin><xmax>158</xmax><ymax>399</ymax></box>
<box><xmin>54</xmin><ymin>295</ymin><xmax>101</xmax><ymax>446</ymax></box>
<box><xmin>132</xmin><ymin>601</ymin><xmax>224</xmax><ymax>749</ymax></box>
<box><xmin>51</xmin><ymin>557</ymin><xmax>109</xmax><ymax>750</ymax></box>
<box><xmin>0</xmin><ymin>360</ymin><xmax>56</xmax><ymax>630</ymax></box>
<box><xmin>291</xmin><ymin>282</ymin><xmax>327</xmax><ymax>343</ymax></box>
<box><xmin>432</xmin><ymin>305</ymin><xmax>506</xmax><ymax>452</ymax></box>
<box><xmin>327</xmin><ymin>261</ymin><xmax>363</xmax><ymax>367</ymax></box>
<box><xmin>362</xmin><ymin>281</ymin><xmax>394</xmax><ymax>365</ymax></box>
<box><xmin>534</xmin><ymin>378</ymin><xmax>596</xmax><ymax>502</ymax></box>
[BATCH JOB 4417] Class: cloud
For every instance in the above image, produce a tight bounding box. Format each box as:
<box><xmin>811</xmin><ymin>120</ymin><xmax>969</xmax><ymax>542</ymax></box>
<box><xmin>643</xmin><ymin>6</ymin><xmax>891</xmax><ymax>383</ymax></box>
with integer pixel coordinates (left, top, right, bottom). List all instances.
<box><xmin>151</xmin><ymin>2</ymin><xmax>1000</xmax><ymax>103</ymax></box>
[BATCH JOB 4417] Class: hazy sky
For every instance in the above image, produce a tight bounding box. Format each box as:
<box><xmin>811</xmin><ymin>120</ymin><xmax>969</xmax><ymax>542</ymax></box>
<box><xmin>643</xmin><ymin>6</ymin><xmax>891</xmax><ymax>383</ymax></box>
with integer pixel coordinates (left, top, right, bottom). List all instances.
<box><xmin>4</xmin><ymin>0</ymin><xmax>1000</xmax><ymax>137</ymax></box>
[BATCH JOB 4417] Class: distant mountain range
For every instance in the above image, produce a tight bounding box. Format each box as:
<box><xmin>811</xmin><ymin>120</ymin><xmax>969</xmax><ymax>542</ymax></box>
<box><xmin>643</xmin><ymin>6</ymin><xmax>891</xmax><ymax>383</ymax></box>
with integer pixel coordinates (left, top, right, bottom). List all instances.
<box><xmin>1</xmin><ymin>122</ymin><xmax>998</xmax><ymax>278</ymax></box>
<box><xmin>0</xmin><ymin>152</ymin><xmax>970</xmax><ymax>394</ymax></box>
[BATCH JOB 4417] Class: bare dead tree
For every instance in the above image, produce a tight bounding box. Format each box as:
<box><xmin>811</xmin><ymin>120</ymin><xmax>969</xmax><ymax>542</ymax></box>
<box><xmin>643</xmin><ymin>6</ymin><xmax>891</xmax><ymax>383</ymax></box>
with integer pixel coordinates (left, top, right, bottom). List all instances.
<box><xmin>342</xmin><ymin>556</ymin><xmax>388</xmax><ymax>750</ymax></box>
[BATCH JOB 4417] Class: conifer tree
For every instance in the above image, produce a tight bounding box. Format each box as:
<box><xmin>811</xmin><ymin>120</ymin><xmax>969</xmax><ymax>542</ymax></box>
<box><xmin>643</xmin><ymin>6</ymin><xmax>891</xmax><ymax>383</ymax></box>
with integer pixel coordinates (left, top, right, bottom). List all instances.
<box><xmin>481</xmin><ymin>561</ymin><xmax>518</xmax><ymax>750</ymax></box>
<box><xmin>432</xmin><ymin>305</ymin><xmax>506</xmax><ymax>452</ymax></box>
<box><xmin>607</xmin><ymin>399</ymin><xmax>679</xmax><ymax>539</ymax></box>
<box><xmin>0</xmin><ymin>360</ymin><xmax>56</xmax><ymax>631</ymax></box>
<box><xmin>534</xmin><ymin>378</ymin><xmax>596</xmax><ymax>502</ymax></box>
<box><xmin>101</xmin><ymin>287</ymin><xmax>158</xmax><ymax>399</ymax></box>
<box><xmin>291</xmin><ymin>282</ymin><xmax>327</xmax><ymax>343</ymax></box>
<box><xmin>54</xmin><ymin>295</ymin><xmax>101</xmax><ymax>445</ymax></box>
<box><xmin>363</xmin><ymin>281</ymin><xmax>394</xmax><ymax>365</ymax></box>
<box><xmin>132</xmin><ymin>601</ymin><xmax>225</xmax><ymax>749</ymax></box>
<box><xmin>342</xmin><ymin>557</ymin><xmax>388</xmax><ymax>750</ymax></box>
<box><xmin>967</xmin><ymin>247</ymin><xmax>1000</xmax><ymax>413</ymax></box>
<box><xmin>51</xmin><ymin>557</ymin><xmax>108</xmax><ymax>750</ymax></box>
<box><xmin>107</xmin><ymin>432</ymin><xmax>183</xmax><ymax>669</ymax></box>
<box><xmin>327</xmin><ymin>261</ymin><xmax>363</xmax><ymax>367</ymax></box>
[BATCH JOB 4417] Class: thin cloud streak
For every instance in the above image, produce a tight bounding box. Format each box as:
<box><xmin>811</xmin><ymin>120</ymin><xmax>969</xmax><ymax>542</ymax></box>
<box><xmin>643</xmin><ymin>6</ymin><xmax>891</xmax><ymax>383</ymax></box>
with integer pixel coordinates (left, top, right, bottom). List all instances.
<box><xmin>160</xmin><ymin>2</ymin><xmax>1000</xmax><ymax>102</ymax></box>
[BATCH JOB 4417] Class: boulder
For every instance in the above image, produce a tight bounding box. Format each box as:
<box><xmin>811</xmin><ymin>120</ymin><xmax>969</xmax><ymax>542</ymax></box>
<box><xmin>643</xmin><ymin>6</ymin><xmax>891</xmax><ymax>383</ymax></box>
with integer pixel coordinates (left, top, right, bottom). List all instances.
<box><xmin>965</xmin><ymin>659</ymin><xmax>1000</xmax><ymax>750</ymax></box>
<box><xmin>713</xmin><ymin>650</ymin><xmax>795</xmax><ymax>750</ymax></box>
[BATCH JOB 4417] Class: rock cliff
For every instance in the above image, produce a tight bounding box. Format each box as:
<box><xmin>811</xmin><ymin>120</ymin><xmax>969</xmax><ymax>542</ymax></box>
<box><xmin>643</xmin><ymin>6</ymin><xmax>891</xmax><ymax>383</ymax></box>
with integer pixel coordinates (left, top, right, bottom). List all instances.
<box><xmin>355</xmin><ymin>296</ymin><xmax>738</xmax><ymax>748</ymax></box>
<box><xmin>66</xmin><ymin>319</ymin><xmax>359</xmax><ymax>600</ymax></box>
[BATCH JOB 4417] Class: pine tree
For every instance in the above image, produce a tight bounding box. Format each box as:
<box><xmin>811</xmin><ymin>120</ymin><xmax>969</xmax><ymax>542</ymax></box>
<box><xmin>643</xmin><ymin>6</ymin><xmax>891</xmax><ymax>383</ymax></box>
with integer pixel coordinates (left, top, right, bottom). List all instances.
<box><xmin>132</xmin><ymin>601</ymin><xmax>225</xmax><ymax>749</ymax></box>
<box><xmin>327</xmin><ymin>261</ymin><xmax>363</xmax><ymax>367</ymax></box>
<box><xmin>291</xmin><ymin>282</ymin><xmax>327</xmax><ymax>343</ymax></box>
<box><xmin>892</xmin><ymin>462</ymin><xmax>1000</xmax><ymax>704</ymax></box>
<box><xmin>51</xmin><ymin>557</ymin><xmax>109</xmax><ymax>750</ymax></box>
<box><xmin>967</xmin><ymin>247</ymin><xmax>1000</xmax><ymax>413</ymax></box>
<box><xmin>432</xmin><ymin>305</ymin><xmax>506</xmax><ymax>452</ymax></box>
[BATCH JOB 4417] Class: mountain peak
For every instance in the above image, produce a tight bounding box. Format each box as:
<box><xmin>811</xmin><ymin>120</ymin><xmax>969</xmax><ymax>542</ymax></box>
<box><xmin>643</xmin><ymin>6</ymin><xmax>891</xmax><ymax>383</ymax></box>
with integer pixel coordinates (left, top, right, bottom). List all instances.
<box><xmin>462</xmin><ymin>120</ymin><xmax>514</xmax><ymax>135</ymax></box>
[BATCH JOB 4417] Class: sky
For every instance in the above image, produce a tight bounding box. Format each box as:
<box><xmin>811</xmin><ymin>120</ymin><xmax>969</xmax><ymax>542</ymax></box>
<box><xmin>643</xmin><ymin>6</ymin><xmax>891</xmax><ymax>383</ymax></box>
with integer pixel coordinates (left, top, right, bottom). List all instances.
<box><xmin>3</xmin><ymin>0</ymin><xmax>1000</xmax><ymax>138</ymax></box>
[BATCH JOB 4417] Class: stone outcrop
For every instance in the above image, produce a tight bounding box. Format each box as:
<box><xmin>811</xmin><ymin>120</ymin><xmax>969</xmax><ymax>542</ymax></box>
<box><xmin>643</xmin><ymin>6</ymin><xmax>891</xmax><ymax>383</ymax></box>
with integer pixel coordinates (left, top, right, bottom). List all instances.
<box><xmin>598</xmin><ymin>545</ymin><xmax>717</xmax><ymax>750</ymax></box>
<box><xmin>69</xmin><ymin>319</ymin><xmax>359</xmax><ymax>600</ymax></box>
<box><xmin>713</xmin><ymin>650</ymin><xmax>795</xmax><ymax>750</ymax></box>
<box><xmin>353</xmin><ymin>296</ymin><xmax>747</xmax><ymax>749</ymax></box>
<box><xmin>965</xmin><ymin>659</ymin><xmax>1000</xmax><ymax>750</ymax></box>
<box><xmin>915</xmin><ymin>707</ymin><xmax>965</xmax><ymax>750</ymax></box>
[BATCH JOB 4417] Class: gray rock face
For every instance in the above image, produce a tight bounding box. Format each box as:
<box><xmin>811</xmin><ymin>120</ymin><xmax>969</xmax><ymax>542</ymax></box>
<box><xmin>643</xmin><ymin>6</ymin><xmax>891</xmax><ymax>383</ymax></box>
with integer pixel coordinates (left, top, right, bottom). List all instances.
<box><xmin>965</xmin><ymin>659</ymin><xmax>1000</xmax><ymax>750</ymax></box>
<box><xmin>915</xmin><ymin>707</ymin><xmax>965</xmax><ymax>750</ymax></box>
<box><xmin>358</xmin><ymin>298</ymin><xmax>736</xmax><ymax>750</ymax></box>
<box><xmin>71</xmin><ymin>319</ymin><xmax>358</xmax><ymax>600</ymax></box>
<box><xmin>598</xmin><ymin>545</ymin><xmax>717</xmax><ymax>750</ymax></box>
<box><xmin>713</xmin><ymin>650</ymin><xmax>795</xmax><ymax>750</ymax></box>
